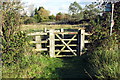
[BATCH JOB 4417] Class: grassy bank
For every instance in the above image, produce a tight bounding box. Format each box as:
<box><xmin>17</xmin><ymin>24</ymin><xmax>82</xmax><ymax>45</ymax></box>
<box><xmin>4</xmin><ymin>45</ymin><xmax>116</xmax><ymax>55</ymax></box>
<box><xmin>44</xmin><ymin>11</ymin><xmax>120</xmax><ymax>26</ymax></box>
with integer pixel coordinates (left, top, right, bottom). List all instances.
<box><xmin>2</xmin><ymin>54</ymin><xmax>91</xmax><ymax>79</ymax></box>
<box><xmin>2</xmin><ymin>54</ymin><xmax>63</xmax><ymax>78</ymax></box>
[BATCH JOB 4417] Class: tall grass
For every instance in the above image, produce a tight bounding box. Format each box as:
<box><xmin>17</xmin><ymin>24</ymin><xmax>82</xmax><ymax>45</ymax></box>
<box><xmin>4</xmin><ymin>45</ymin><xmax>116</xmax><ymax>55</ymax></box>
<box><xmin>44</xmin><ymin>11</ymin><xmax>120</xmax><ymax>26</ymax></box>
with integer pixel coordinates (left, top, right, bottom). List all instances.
<box><xmin>2</xmin><ymin>54</ymin><xmax>63</xmax><ymax>78</ymax></box>
<box><xmin>88</xmin><ymin>35</ymin><xmax>120</xmax><ymax>79</ymax></box>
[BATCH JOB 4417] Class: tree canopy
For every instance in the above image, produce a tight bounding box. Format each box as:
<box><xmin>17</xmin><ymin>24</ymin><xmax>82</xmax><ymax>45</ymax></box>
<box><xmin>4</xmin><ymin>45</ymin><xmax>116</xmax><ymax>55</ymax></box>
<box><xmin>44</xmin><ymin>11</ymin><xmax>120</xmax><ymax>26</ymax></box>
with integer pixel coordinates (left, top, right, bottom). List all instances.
<box><xmin>34</xmin><ymin>7</ymin><xmax>50</xmax><ymax>22</ymax></box>
<box><xmin>69</xmin><ymin>1</ymin><xmax>82</xmax><ymax>15</ymax></box>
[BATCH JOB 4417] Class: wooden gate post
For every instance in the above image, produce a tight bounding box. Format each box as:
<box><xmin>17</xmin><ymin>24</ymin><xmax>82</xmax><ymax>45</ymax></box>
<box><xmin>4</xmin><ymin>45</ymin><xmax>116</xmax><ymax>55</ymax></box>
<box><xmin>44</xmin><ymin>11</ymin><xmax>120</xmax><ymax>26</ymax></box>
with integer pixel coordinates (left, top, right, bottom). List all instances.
<box><xmin>78</xmin><ymin>29</ymin><xmax>85</xmax><ymax>56</ymax></box>
<box><xmin>61</xmin><ymin>28</ymin><xmax>64</xmax><ymax>38</ymax></box>
<box><xmin>44</xmin><ymin>27</ymin><xmax>47</xmax><ymax>32</ymax></box>
<box><xmin>49</xmin><ymin>29</ymin><xmax>55</xmax><ymax>57</ymax></box>
<box><xmin>35</xmin><ymin>36</ymin><xmax>42</xmax><ymax>50</ymax></box>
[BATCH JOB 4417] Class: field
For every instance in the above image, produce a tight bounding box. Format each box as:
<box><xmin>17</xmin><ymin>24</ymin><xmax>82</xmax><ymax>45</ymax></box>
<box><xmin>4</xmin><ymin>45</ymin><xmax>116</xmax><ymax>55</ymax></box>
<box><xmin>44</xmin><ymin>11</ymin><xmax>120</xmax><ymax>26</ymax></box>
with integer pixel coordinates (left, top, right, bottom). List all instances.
<box><xmin>20</xmin><ymin>24</ymin><xmax>86</xmax><ymax>31</ymax></box>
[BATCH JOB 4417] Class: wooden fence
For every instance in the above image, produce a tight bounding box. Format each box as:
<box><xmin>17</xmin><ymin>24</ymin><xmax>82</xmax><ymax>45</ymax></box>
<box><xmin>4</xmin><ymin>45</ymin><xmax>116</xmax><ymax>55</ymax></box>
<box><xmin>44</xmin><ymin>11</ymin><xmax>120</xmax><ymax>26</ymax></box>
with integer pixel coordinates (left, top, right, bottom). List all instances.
<box><xmin>27</xmin><ymin>28</ymin><xmax>92</xmax><ymax>57</ymax></box>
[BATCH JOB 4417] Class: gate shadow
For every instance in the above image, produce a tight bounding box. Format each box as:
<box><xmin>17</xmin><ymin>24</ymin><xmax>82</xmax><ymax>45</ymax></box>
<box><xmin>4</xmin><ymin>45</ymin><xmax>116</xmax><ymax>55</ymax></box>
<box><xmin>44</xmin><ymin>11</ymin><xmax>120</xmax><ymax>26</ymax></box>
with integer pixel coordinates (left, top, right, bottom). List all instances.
<box><xmin>55</xmin><ymin>54</ymin><xmax>94</xmax><ymax>79</ymax></box>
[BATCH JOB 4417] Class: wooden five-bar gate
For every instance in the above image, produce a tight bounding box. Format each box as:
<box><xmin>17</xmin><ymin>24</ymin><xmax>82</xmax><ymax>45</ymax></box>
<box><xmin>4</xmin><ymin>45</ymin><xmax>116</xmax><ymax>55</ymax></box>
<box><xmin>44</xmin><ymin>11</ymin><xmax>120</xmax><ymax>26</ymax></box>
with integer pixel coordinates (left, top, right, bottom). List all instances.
<box><xmin>27</xmin><ymin>28</ymin><xmax>92</xmax><ymax>57</ymax></box>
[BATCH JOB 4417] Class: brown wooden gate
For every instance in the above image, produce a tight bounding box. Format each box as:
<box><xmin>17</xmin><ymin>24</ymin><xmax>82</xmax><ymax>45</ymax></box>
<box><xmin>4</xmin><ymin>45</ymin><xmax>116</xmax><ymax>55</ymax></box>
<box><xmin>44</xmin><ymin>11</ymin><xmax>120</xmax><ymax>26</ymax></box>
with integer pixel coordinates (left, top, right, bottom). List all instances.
<box><xmin>28</xmin><ymin>28</ymin><xmax>92</xmax><ymax>57</ymax></box>
<box><xmin>49</xmin><ymin>29</ymin><xmax>78</xmax><ymax>57</ymax></box>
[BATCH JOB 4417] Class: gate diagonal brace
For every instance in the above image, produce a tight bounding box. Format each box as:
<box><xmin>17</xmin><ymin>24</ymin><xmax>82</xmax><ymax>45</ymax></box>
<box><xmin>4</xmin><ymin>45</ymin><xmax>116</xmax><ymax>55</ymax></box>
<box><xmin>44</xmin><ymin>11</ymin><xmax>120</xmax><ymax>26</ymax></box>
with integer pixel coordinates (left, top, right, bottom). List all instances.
<box><xmin>56</xmin><ymin>34</ymin><xmax>77</xmax><ymax>56</ymax></box>
<box><xmin>56</xmin><ymin>34</ymin><xmax>77</xmax><ymax>55</ymax></box>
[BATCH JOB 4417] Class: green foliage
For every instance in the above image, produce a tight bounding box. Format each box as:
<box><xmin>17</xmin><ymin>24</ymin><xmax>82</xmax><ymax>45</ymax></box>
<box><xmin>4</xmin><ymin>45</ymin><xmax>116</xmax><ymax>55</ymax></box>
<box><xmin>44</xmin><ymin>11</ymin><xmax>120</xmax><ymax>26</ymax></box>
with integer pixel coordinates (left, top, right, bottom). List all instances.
<box><xmin>2</xmin><ymin>31</ymin><xmax>29</xmax><ymax>64</ymax></box>
<box><xmin>2</xmin><ymin>9</ymin><xmax>20</xmax><ymax>41</ymax></box>
<box><xmin>56</xmin><ymin>12</ymin><xmax>63</xmax><ymax>21</ymax></box>
<box><xmin>69</xmin><ymin>1</ymin><xmax>82</xmax><ymax>15</ymax></box>
<box><xmin>2</xmin><ymin>54</ymin><xmax>63</xmax><ymax>78</ymax></box>
<box><xmin>49</xmin><ymin>15</ymin><xmax>56</xmax><ymax>21</ymax></box>
<box><xmin>69</xmin><ymin>1</ymin><xmax>83</xmax><ymax>22</ymax></box>
<box><xmin>24</xmin><ymin>17</ymin><xmax>36</xmax><ymax>24</ymax></box>
<box><xmin>88</xmin><ymin>35</ymin><xmax>120</xmax><ymax>79</ymax></box>
<box><xmin>83</xmin><ymin>3</ymin><xmax>100</xmax><ymax>20</ymax></box>
<box><xmin>1</xmin><ymin>1</ymin><xmax>28</xmax><ymax>65</ymax></box>
<box><xmin>33</xmin><ymin>7</ymin><xmax>50</xmax><ymax>23</ymax></box>
<box><xmin>114</xmin><ymin>1</ymin><xmax>120</xmax><ymax>34</ymax></box>
<box><xmin>1</xmin><ymin>2</ymin><xmax>63</xmax><ymax>78</ymax></box>
<box><xmin>87</xmin><ymin>13</ymin><xmax>111</xmax><ymax>49</ymax></box>
<box><xmin>34</xmin><ymin>8</ymin><xmax>38</xmax><ymax>15</ymax></box>
<box><xmin>86</xmin><ymin>4</ymin><xmax>120</xmax><ymax>79</ymax></box>
<box><xmin>34</xmin><ymin>14</ymin><xmax>42</xmax><ymax>23</ymax></box>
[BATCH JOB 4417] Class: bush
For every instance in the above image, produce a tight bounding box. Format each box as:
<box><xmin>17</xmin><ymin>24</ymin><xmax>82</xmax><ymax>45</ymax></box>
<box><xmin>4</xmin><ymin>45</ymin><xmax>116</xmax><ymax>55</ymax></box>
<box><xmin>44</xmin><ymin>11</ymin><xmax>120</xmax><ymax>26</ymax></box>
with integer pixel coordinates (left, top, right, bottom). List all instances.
<box><xmin>86</xmin><ymin>13</ymin><xmax>120</xmax><ymax>79</ymax></box>
<box><xmin>24</xmin><ymin>17</ymin><xmax>36</xmax><ymax>24</ymax></box>
<box><xmin>88</xmin><ymin>32</ymin><xmax>120</xmax><ymax>79</ymax></box>
<box><xmin>85</xmin><ymin>20</ymin><xmax>120</xmax><ymax>79</ymax></box>
<box><xmin>2</xmin><ymin>54</ymin><xmax>63</xmax><ymax>78</ymax></box>
<box><xmin>2</xmin><ymin>31</ymin><xmax>30</xmax><ymax>64</ymax></box>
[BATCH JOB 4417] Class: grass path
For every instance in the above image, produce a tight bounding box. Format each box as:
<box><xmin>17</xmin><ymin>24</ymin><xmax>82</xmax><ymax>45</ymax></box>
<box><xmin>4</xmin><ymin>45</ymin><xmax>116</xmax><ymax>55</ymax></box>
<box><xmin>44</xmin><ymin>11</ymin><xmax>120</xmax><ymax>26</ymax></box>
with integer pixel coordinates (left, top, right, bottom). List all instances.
<box><xmin>2</xmin><ymin>54</ymin><xmax>92</xmax><ymax>79</ymax></box>
<box><xmin>55</xmin><ymin>56</ymin><xmax>91</xmax><ymax>79</ymax></box>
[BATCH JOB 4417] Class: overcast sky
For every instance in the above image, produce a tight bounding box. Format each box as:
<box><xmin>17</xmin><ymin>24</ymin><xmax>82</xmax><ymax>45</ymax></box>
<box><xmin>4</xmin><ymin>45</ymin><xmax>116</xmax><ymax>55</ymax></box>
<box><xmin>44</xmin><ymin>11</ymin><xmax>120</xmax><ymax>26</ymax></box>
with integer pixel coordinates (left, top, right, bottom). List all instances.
<box><xmin>21</xmin><ymin>0</ymin><xmax>97</xmax><ymax>15</ymax></box>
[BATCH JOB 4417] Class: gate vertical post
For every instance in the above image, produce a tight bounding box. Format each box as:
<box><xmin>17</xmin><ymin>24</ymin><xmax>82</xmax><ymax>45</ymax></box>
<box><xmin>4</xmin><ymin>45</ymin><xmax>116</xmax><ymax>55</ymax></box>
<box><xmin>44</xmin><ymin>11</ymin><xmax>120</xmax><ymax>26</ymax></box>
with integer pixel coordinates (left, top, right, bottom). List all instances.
<box><xmin>49</xmin><ymin>29</ymin><xmax>55</xmax><ymax>57</ymax></box>
<box><xmin>61</xmin><ymin>28</ymin><xmax>64</xmax><ymax>38</ymax></box>
<box><xmin>44</xmin><ymin>27</ymin><xmax>47</xmax><ymax>32</ymax></box>
<box><xmin>35</xmin><ymin>35</ymin><xmax>42</xmax><ymax>50</ymax></box>
<box><xmin>78</xmin><ymin>29</ymin><xmax>85</xmax><ymax>56</ymax></box>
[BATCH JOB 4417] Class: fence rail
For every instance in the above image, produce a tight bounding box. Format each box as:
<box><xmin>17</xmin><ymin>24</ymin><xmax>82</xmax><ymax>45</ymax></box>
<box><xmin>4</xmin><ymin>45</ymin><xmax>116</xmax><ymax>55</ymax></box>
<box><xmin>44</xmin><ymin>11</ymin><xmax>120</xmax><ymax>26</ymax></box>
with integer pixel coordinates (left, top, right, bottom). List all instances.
<box><xmin>27</xmin><ymin>28</ymin><xmax>92</xmax><ymax>57</ymax></box>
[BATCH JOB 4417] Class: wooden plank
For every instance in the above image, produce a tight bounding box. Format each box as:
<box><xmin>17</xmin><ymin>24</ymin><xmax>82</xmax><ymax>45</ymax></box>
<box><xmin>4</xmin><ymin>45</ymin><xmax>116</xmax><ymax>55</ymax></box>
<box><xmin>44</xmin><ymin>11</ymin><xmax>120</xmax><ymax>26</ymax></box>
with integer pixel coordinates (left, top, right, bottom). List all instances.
<box><xmin>44</xmin><ymin>27</ymin><xmax>47</xmax><ymax>32</ymax></box>
<box><xmin>29</xmin><ymin>41</ymin><xmax>37</xmax><ymax>43</ymax></box>
<box><xmin>84</xmin><ymin>40</ymin><xmax>90</xmax><ymax>43</ymax></box>
<box><xmin>54</xmin><ymin>30</ymin><xmax>60</xmax><ymax>32</ymax></box>
<box><xmin>35</xmin><ymin>48</ymin><xmax>48</xmax><ymax>51</ymax></box>
<box><xmin>61</xmin><ymin>28</ymin><xmax>64</xmax><ymax>38</ymax></box>
<box><xmin>56</xmin><ymin>34</ymin><xmax>77</xmax><ymax>56</ymax></box>
<box><xmin>55</xmin><ymin>55</ymin><xmax>77</xmax><ymax>57</ymax></box>
<box><xmin>27</xmin><ymin>32</ymin><xmax>47</xmax><ymax>36</ymax></box>
<box><xmin>55</xmin><ymin>44</ymin><xmax>77</xmax><ymax>47</ymax></box>
<box><xmin>35</xmin><ymin>36</ymin><xmax>41</xmax><ymax>50</ymax></box>
<box><xmin>80</xmin><ymin>30</ymin><xmax>85</xmax><ymax>55</ymax></box>
<box><xmin>30</xmin><ymin>41</ymin><xmax>47</xmax><ymax>43</ymax></box>
<box><xmin>78</xmin><ymin>29</ymin><xmax>85</xmax><ymax>56</ymax></box>
<box><xmin>47</xmin><ymin>44</ymin><xmax>77</xmax><ymax>47</ymax></box>
<box><xmin>54</xmin><ymin>32</ymin><xmax>78</xmax><ymax>34</ymax></box>
<box><xmin>78</xmin><ymin>31</ymin><xmax>80</xmax><ymax>56</ymax></box>
<box><xmin>55</xmin><ymin>39</ymin><xmax>77</xmax><ymax>41</ymax></box>
<box><xmin>49</xmin><ymin>29</ymin><xmax>55</xmax><ymax>58</ymax></box>
<box><xmin>55</xmin><ymin>50</ymin><xmax>76</xmax><ymax>52</ymax></box>
<box><xmin>84</xmin><ymin>33</ymin><xmax>92</xmax><ymax>36</ymax></box>
<box><xmin>74</xmin><ymin>27</ymin><xmax>86</xmax><ymax>30</ymax></box>
<box><xmin>41</xmin><ymin>41</ymin><xmax>48</xmax><ymax>43</ymax></box>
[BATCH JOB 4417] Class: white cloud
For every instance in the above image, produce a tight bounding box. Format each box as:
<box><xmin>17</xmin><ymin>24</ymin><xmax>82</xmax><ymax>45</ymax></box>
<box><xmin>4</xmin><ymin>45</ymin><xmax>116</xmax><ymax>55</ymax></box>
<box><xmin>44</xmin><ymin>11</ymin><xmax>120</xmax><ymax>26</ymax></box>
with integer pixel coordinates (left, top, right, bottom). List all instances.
<box><xmin>66</xmin><ymin>0</ymin><xmax>96</xmax><ymax>2</ymax></box>
<box><xmin>59</xmin><ymin>5</ymin><xmax>69</xmax><ymax>10</ymax></box>
<box><xmin>21</xmin><ymin>0</ymin><xmax>97</xmax><ymax>15</ymax></box>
